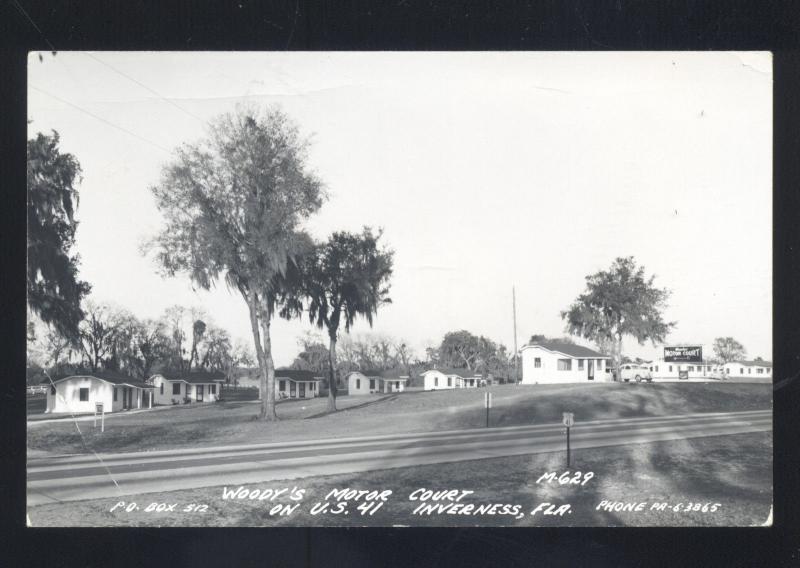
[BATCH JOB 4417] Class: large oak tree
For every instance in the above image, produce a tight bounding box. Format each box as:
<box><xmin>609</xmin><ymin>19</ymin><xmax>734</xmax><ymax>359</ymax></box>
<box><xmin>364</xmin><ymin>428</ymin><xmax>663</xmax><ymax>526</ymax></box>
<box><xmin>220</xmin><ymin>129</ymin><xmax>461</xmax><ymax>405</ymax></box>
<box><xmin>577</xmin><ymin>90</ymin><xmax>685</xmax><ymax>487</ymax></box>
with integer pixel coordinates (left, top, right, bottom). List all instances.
<box><xmin>712</xmin><ymin>337</ymin><xmax>746</xmax><ymax>364</ymax></box>
<box><xmin>146</xmin><ymin>106</ymin><xmax>324</xmax><ymax>421</ymax></box>
<box><xmin>27</xmin><ymin>131</ymin><xmax>91</xmax><ymax>342</ymax></box>
<box><xmin>561</xmin><ymin>256</ymin><xmax>674</xmax><ymax>378</ymax></box>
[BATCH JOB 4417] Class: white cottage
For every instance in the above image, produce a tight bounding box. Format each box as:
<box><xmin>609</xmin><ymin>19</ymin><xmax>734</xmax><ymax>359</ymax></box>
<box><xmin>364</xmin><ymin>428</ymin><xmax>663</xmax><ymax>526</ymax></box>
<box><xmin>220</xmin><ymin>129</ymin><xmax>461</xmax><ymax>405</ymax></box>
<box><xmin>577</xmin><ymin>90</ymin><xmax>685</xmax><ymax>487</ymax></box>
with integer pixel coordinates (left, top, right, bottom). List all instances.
<box><xmin>150</xmin><ymin>371</ymin><xmax>226</xmax><ymax>405</ymax></box>
<box><xmin>275</xmin><ymin>369</ymin><xmax>323</xmax><ymax>399</ymax></box>
<box><xmin>646</xmin><ymin>359</ymin><xmax>723</xmax><ymax>381</ymax></box>
<box><xmin>347</xmin><ymin>369</ymin><xmax>409</xmax><ymax>395</ymax></box>
<box><xmin>520</xmin><ymin>341</ymin><xmax>612</xmax><ymax>384</ymax></box>
<box><xmin>43</xmin><ymin>372</ymin><xmax>153</xmax><ymax>414</ymax></box>
<box><xmin>721</xmin><ymin>360</ymin><xmax>772</xmax><ymax>380</ymax></box>
<box><xmin>421</xmin><ymin>368</ymin><xmax>484</xmax><ymax>391</ymax></box>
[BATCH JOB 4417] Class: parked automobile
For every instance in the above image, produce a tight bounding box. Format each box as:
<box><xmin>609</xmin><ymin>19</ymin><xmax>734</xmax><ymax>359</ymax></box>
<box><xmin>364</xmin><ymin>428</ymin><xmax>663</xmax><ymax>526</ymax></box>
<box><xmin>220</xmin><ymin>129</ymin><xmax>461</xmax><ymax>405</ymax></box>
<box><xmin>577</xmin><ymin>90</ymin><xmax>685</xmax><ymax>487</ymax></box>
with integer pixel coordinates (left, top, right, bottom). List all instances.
<box><xmin>618</xmin><ymin>364</ymin><xmax>653</xmax><ymax>383</ymax></box>
<box><xmin>26</xmin><ymin>385</ymin><xmax>47</xmax><ymax>396</ymax></box>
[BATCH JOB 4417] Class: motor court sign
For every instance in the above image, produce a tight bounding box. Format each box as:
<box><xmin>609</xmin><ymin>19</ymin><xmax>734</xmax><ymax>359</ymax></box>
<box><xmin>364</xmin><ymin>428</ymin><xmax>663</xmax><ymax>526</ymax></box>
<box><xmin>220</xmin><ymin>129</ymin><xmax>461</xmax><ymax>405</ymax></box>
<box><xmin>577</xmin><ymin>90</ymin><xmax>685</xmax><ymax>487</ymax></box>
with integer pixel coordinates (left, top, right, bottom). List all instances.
<box><xmin>663</xmin><ymin>346</ymin><xmax>703</xmax><ymax>363</ymax></box>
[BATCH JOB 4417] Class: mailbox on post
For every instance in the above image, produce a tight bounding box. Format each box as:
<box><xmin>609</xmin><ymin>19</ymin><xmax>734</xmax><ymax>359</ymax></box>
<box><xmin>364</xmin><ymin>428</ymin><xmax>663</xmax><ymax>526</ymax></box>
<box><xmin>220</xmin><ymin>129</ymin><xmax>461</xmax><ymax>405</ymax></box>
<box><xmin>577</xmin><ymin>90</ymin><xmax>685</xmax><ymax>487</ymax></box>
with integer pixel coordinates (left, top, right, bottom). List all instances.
<box><xmin>95</xmin><ymin>402</ymin><xmax>105</xmax><ymax>432</ymax></box>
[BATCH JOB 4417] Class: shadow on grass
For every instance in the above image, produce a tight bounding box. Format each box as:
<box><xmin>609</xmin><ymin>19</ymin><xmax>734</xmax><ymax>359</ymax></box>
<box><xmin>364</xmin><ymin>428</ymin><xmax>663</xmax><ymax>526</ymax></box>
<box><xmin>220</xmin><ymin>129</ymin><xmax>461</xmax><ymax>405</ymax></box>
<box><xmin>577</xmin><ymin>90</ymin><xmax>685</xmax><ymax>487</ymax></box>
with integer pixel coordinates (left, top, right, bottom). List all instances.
<box><xmin>304</xmin><ymin>395</ymin><xmax>397</xmax><ymax>419</ymax></box>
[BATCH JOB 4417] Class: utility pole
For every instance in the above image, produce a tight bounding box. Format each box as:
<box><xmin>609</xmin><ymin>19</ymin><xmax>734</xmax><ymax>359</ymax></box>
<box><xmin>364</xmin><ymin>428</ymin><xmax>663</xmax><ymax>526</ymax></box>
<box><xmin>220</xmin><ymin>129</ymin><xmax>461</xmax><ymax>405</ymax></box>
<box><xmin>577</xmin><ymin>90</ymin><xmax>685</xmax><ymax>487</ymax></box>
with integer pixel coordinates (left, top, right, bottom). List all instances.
<box><xmin>512</xmin><ymin>286</ymin><xmax>519</xmax><ymax>384</ymax></box>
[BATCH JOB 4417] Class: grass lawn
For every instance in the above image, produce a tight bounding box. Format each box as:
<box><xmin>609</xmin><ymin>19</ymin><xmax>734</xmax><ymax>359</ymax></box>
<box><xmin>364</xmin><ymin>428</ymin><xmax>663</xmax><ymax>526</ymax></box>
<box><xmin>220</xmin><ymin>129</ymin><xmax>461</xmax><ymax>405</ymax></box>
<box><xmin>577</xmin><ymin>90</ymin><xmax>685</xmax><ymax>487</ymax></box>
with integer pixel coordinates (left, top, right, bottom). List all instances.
<box><xmin>26</xmin><ymin>431</ymin><xmax>772</xmax><ymax>527</ymax></box>
<box><xmin>27</xmin><ymin>382</ymin><xmax>772</xmax><ymax>455</ymax></box>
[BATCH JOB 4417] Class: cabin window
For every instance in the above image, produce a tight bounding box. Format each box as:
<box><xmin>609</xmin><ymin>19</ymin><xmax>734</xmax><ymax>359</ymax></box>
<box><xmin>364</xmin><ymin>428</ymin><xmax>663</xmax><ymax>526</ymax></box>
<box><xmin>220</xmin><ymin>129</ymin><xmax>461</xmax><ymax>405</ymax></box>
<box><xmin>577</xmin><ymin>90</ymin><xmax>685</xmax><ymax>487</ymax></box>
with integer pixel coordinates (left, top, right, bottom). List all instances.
<box><xmin>688</xmin><ymin>366</ymin><xmax>694</xmax><ymax>372</ymax></box>
<box><xmin>160</xmin><ymin>383</ymin><xmax>164</xmax><ymax>395</ymax></box>
<box><xmin>655</xmin><ymin>365</ymin><xmax>659</xmax><ymax>372</ymax></box>
<box><xmin>210</xmin><ymin>384</ymin><xmax>216</xmax><ymax>394</ymax></box>
<box><xmin>173</xmin><ymin>382</ymin><xmax>181</xmax><ymax>395</ymax></box>
<box><xmin>668</xmin><ymin>365</ymin><xmax>673</xmax><ymax>372</ymax></box>
<box><xmin>757</xmin><ymin>368</ymin><xmax>763</xmax><ymax>374</ymax></box>
<box><xmin>534</xmin><ymin>358</ymin><xmax>541</xmax><ymax>368</ymax></box>
<box><xmin>114</xmin><ymin>388</ymin><xmax>118</xmax><ymax>401</ymax></box>
<box><xmin>557</xmin><ymin>359</ymin><xmax>572</xmax><ymax>371</ymax></box>
<box><xmin>740</xmin><ymin>368</ymin><xmax>744</xmax><ymax>374</ymax></box>
<box><xmin>447</xmin><ymin>376</ymin><xmax>452</xmax><ymax>387</ymax></box>
<box><xmin>79</xmin><ymin>388</ymin><xmax>89</xmax><ymax>401</ymax></box>
<box><xmin>396</xmin><ymin>382</ymin><xmax>400</xmax><ymax>389</ymax></box>
<box><xmin>578</xmin><ymin>359</ymin><xmax>584</xmax><ymax>370</ymax></box>
<box><xmin>435</xmin><ymin>377</ymin><xmax>439</xmax><ymax>387</ymax></box>
<box><xmin>356</xmin><ymin>379</ymin><xmax>361</xmax><ymax>389</ymax></box>
<box><xmin>748</xmin><ymin>368</ymin><xmax>752</xmax><ymax>374</ymax></box>
<box><xmin>279</xmin><ymin>380</ymin><xmax>286</xmax><ymax>391</ymax></box>
<box><xmin>369</xmin><ymin>379</ymin><xmax>376</xmax><ymax>390</ymax></box>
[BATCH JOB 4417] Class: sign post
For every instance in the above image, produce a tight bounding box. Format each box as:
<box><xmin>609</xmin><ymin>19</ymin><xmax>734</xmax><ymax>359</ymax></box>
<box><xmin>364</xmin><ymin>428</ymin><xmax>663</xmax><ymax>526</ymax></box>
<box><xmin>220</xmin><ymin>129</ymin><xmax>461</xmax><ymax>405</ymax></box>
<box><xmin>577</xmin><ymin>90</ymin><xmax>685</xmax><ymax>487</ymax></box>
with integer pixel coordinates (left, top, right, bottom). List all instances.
<box><xmin>95</xmin><ymin>402</ymin><xmax>105</xmax><ymax>432</ymax></box>
<box><xmin>562</xmin><ymin>412</ymin><xmax>574</xmax><ymax>467</ymax></box>
<box><xmin>484</xmin><ymin>392</ymin><xmax>492</xmax><ymax>428</ymax></box>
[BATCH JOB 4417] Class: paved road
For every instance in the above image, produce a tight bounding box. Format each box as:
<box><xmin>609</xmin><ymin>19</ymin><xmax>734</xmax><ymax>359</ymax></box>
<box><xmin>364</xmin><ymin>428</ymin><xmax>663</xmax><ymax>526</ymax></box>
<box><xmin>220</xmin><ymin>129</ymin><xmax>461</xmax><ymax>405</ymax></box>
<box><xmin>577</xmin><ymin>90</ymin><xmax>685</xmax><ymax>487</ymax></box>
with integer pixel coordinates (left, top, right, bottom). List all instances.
<box><xmin>27</xmin><ymin>409</ymin><xmax>771</xmax><ymax>506</ymax></box>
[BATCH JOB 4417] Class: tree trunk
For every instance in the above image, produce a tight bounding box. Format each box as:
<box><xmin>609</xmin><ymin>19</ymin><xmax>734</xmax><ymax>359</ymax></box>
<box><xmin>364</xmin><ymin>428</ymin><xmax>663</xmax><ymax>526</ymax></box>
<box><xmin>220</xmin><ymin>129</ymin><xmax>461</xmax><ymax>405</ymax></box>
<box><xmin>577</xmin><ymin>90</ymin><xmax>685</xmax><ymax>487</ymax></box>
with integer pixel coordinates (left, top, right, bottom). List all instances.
<box><xmin>260</xmin><ymin>317</ymin><xmax>278</xmax><ymax>421</ymax></box>
<box><xmin>244</xmin><ymin>290</ymin><xmax>270</xmax><ymax>421</ymax></box>
<box><xmin>615</xmin><ymin>334</ymin><xmax>623</xmax><ymax>382</ymax></box>
<box><xmin>327</xmin><ymin>334</ymin><xmax>338</xmax><ymax>412</ymax></box>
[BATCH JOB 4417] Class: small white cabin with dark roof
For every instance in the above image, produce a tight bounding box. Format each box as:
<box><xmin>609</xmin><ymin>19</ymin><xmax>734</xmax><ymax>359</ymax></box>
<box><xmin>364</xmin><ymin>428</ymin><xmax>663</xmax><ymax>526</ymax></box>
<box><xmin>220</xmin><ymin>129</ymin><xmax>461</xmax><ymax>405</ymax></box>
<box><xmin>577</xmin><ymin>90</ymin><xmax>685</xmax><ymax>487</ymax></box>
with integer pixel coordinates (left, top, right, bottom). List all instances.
<box><xmin>150</xmin><ymin>371</ymin><xmax>226</xmax><ymax>405</ymax></box>
<box><xmin>421</xmin><ymin>367</ymin><xmax>484</xmax><ymax>391</ymax></box>
<box><xmin>275</xmin><ymin>369</ymin><xmax>323</xmax><ymax>399</ymax></box>
<box><xmin>42</xmin><ymin>371</ymin><xmax>153</xmax><ymax>414</ymax></box>
<box><xmin>521</xmin><ymin>341</ymin><xmax>612</xmax><ymax>384</ymax></box>
<box><xmin>347</xmin><ymin>368</ymin><xmax>409</xmax><ymax>395</ymax></box>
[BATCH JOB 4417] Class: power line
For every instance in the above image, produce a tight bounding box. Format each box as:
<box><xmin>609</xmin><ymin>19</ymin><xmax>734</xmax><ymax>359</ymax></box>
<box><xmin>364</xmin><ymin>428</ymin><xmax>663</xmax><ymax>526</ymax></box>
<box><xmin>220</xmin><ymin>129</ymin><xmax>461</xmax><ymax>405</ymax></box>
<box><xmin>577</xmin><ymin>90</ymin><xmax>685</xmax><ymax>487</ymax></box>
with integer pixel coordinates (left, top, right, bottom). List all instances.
<box><xmin>29</xmin><ymin>84</ymin><xmax>172</xmax><ymax>154</ymax></box>
<box><xmin>81</xmin><ymin>52</ymin><xmax>207</xmax><ymax>124</ymax></box>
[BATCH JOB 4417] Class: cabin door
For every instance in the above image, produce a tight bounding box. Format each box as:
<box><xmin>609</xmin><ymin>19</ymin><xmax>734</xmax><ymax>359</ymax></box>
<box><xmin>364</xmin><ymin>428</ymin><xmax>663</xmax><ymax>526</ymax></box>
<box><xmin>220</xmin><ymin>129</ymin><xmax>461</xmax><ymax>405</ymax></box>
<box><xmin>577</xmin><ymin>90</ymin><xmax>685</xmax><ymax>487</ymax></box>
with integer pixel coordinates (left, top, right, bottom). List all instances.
<box><xmin>197</xmin><ymin>384</ymin><xmax>204</xmax><ymax>402</ymax></box>
<box><xmin>587</xmin><ymin>360</ymin><xmax>594</xmax><ymax>381</ymax></box>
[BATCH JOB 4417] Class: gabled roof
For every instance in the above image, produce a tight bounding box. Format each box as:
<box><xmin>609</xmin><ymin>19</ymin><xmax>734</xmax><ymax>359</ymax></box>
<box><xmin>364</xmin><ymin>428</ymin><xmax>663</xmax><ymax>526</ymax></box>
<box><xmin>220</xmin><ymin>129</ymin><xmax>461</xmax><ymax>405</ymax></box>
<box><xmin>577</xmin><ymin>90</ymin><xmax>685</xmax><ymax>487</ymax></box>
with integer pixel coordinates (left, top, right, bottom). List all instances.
<box><xmin>45</xmin><ymin>371</ymin><xmax>151</xmax><ymax>389</ymax></box>
<box><xmin>380</xmin><ymin>367</ymin><xmax>410</xmax><ymax>379</ymax></box>
<box><xmin>347</xmin><ymin>369</ymin><xmax>383</xmax><ymax>378</ymax></box>
<box><xmin>522</xmin><ymin>341</ymin><xmax>609</xmax><ymax>359</ymax></box>
<box><xmin>731</xmin><ymin>360</ymin><xmax>773</xmax><ymax>367</ymax></box>
<box><xmin>156</xmin><ymin>370</ymin><xmax>227</xmax><ymax>383</ymax></box>
<box><xmin>421</xmin><ymin>367</ymin><xmax>480</xmax><ymax>378</ymax></box>
<box><xmin>274</xmin><ymin>369</ymin><xmax>323</xmax><ymax>381</ymax></box>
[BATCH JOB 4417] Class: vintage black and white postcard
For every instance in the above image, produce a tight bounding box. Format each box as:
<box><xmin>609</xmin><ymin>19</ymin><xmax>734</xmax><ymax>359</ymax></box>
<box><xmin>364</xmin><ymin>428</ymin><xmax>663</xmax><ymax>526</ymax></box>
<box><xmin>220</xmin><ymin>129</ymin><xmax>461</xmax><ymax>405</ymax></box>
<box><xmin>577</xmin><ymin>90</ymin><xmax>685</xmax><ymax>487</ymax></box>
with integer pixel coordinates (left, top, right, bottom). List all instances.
<box><xmin>25</xmin><ymin>51</ymin><xmax>772</xmax><ymax>527</ymax></box>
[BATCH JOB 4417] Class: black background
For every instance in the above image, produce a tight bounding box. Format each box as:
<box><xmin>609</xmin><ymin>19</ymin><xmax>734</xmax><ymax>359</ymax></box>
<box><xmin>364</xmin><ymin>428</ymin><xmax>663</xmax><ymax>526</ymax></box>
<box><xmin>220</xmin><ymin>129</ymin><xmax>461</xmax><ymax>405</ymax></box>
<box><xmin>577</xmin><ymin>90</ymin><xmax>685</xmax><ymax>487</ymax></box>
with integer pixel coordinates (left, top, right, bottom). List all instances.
<box><xmin>2</xmin><ymin>2</ymin><xmax>800</xmax><ymax>566</ymax></box>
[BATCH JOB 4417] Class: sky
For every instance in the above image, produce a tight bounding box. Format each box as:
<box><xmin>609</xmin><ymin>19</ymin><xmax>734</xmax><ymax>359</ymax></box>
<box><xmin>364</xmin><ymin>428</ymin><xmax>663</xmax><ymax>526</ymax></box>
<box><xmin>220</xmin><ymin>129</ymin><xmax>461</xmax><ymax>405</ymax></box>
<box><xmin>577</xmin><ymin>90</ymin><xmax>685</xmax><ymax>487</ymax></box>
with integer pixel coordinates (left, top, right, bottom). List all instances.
<box><xmin>27</xmin><ymin>52</ymin><xmax>773</xmax><ymax>366</ymax></box>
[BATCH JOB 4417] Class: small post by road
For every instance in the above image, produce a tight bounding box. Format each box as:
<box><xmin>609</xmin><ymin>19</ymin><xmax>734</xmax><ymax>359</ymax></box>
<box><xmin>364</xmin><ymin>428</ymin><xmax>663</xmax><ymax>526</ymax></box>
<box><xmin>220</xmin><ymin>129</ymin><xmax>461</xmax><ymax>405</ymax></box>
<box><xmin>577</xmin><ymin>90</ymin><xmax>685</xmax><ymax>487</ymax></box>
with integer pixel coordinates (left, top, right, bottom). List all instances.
<box><xmin>96</xmin><ymin>402</ymin><xmax>105</xmax><ymax>432</ymax></box>
<box><xmin>562</xmin><ymin>412</ymin><xmax>574</xmax><ymax>467</ymax></box>
<box><xmin>485</xmin><ymin>391</ymin><xmax>492</xmax><ymax>428</ymax></box>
